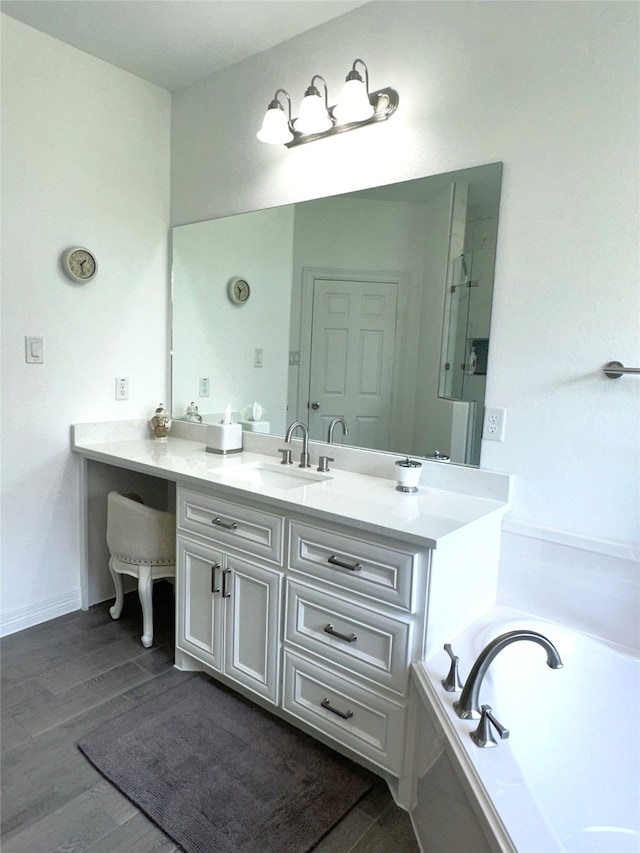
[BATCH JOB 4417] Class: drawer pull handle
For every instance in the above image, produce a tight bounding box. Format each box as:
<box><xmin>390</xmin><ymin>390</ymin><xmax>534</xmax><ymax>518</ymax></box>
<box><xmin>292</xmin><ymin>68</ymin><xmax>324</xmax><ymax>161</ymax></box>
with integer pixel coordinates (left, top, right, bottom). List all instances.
<box><xmin>321</xmin><ymin>698</ymin><xmax>353</xmax><ymax>720</ymax></box>
<box><xmin>211</xmin><ymin>563</ymin><xmax>221</xmax><ymax>594</ymax></box>
<box><xmin>324</xmin><ymin>623</ymin><xmax>357</xmax><ymax>643</ymax></box>
<box><xmin>212</xmin><ymin>516</ymin><xmax>238</xmax><ymax>531</ymax></box>
<box><xmin>328</xmin><ymin>555</ymin><xmax>362</xmax><ymax>572</ymax></box>
<box><xmin>222</xmin><ymin>568</ymin><xmax>232</xmax><ymax>598</ymax></box>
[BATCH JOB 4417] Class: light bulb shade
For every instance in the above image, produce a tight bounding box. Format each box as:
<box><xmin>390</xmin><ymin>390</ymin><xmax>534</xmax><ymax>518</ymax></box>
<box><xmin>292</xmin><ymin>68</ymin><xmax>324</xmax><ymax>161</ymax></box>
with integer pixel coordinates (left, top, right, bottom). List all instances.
<box><xmin>333</xmin><ymin>77</ymin><xmax>374</xmax><ymax>124</ymax></box>
<box><xmin>293</xmin><ymin>93</ymin><xmax>333</xmax><ymax>134</ymax></box>
<box><xmin>257</xmin><ymin>102</ymin><xmax>293</xmax><ymax>144</ymax></box>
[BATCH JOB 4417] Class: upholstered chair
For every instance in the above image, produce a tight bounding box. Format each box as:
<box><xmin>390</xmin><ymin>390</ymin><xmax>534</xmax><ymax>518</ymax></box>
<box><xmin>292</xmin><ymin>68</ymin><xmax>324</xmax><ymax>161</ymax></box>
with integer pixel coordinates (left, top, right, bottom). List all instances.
<box><xmin>106</xmin><ymin>491</ymin><xmax>176</xmax><ymax>648</ymax></box>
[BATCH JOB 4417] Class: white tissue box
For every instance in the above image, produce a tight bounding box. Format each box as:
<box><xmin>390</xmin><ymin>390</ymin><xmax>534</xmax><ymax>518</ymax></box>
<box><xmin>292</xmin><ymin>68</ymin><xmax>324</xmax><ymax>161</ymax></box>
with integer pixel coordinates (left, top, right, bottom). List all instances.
<box><xmin>205</xmin><ymin>423</ymin><xmax>243</xmax><ymax>454</ymax></box>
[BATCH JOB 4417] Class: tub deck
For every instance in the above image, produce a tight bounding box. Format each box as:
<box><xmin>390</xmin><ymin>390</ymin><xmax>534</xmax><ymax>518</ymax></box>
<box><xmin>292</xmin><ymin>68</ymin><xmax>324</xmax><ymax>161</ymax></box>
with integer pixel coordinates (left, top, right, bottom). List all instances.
<box><xmin>413</xmin><ymin>605</ymin><xmax>640</xmax><ymax>853</ymax></box>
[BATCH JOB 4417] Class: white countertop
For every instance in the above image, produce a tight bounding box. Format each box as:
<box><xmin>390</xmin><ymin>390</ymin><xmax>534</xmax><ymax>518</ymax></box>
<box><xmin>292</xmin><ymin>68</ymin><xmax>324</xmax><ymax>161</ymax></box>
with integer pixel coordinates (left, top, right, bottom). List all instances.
<box><xmin>72</xmin><ymin>433</ymin><xmax>508</xmax><ymax>549</ymax></box>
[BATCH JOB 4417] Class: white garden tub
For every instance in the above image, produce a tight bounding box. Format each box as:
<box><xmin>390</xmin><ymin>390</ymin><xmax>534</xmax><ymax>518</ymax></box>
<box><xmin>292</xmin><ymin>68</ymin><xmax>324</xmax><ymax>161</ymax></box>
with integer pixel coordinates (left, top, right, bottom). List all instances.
<box><xmin>414</xmin><ymin>606</ymin><xmax>640</xmax><ymax>853</ymax></box>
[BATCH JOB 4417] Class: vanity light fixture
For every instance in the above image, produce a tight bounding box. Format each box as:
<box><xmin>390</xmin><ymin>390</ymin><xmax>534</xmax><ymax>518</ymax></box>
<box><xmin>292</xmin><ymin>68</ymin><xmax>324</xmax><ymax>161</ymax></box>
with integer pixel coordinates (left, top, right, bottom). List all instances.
<box><xmin>293</xmin><ymin>75</ymin><xmax>332</xmax><ymax>134</ymax></box>
<box><xmin>256</xmin><ymin>88</ymin><xmax>294</xmax><ymax>145</ymax></box>
<box><xmin>333</xmin><ymin>59</ymin><xmax>375</xmax><ymax>124</ymax></box>
<box><xmin>257</xmin><ymin>59</ymin><xmax>398</xmax><ymax>148</ymax></box>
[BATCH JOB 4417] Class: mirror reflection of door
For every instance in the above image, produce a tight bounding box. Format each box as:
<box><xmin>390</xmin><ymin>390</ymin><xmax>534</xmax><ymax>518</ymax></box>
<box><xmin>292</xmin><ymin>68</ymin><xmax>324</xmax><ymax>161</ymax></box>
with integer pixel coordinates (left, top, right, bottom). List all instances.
<box><xmin>307</xmin><ymin>277</ymin><xmax>398</xmax><ymax>450</ymax></box>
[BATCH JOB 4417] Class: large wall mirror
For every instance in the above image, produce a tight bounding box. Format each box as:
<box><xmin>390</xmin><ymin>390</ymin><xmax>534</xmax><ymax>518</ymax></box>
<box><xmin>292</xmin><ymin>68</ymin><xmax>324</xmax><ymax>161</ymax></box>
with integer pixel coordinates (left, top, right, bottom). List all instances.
<box><xmin>172</xmin><ymin>162</ymin><xmax>502</xmax><ymax>467</ymax></box>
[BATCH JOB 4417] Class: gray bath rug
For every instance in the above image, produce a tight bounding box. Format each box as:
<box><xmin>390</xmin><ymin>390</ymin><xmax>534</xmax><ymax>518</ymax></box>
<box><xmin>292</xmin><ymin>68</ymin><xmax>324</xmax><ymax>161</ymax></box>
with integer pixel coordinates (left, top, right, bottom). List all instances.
<box><xmin>78</xmin><ymin>676</ymin><xmax>372</xmax><ymax>853</ymax></box>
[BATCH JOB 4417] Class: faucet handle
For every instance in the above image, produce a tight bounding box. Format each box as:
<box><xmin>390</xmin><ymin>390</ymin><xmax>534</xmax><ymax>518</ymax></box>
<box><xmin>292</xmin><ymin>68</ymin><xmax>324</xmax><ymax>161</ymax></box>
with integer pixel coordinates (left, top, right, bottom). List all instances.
<box><xmin>278</xmin><ymin>448</ymin><xmax>293</xmax><ymax>465</ymax></box>
<box><xmin>441</xmin><ymin>643</ymin><xmax>463</xmax><ymax>692</ymax></box>
<box><xmin>470</xmin><ymin>704</ymin><xmax>510</xmax><ymax>748</ymax></box>
<box><xmin>317</xmin><ymin>455</ymin><xmax>334</xmax><ymax>473</ymax></box>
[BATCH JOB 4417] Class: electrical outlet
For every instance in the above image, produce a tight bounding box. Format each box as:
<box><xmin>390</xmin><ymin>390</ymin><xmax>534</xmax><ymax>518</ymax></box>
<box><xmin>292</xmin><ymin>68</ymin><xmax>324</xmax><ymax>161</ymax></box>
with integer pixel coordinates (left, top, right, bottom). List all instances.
<box><xmin>115</xmin><ymin>377</ymin><xmax>129</xmax><ymax>401</ymax></box>
<box><xmin>483</xmin><ymin>406</ymin><xmax>506</xmax><ymax>441</ymax></box>
<box><xmin>253</xmin><ymin>348</ymin><xmax>264</xmax><ymax>368</ymax></box>
<box><xmin>199</xmin><ymin>377</ymin><xmax>210</xmax><ymax>397</ymax></box>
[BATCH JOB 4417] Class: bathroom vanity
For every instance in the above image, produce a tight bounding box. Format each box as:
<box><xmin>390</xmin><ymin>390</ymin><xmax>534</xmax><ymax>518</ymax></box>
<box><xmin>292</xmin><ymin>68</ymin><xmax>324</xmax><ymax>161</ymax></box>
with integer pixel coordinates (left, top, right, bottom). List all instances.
<box><xmin>72</xmin><ymin>420</ymin><xmax>510</xmax><ymax>804</ymax></box>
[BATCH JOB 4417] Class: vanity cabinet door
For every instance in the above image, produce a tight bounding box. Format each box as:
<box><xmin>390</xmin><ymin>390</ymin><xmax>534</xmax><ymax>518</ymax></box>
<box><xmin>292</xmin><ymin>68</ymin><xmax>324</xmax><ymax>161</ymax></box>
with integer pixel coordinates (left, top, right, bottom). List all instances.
<box><xmin>177</xmin><ymin>536</ymin><xmax>282</xmax><ymax>705</ymax></box>
<box><xmin>224</xmin><ymin>555</ymin><xmax>282</xmax><ymax>705</ymax></box>
<box><xmin>177</xmin><ymin>537</ymin><xmax>224</xmax><ymax>672</ymax></box>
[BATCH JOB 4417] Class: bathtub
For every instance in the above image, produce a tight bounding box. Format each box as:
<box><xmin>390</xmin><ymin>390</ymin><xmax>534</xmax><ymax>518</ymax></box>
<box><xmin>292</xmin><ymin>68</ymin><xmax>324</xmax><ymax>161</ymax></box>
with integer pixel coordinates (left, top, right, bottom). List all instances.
<box><xmin>413</xmin><ymin>606</ymin><xmax>640</xmax><ymax>853</ymax></box>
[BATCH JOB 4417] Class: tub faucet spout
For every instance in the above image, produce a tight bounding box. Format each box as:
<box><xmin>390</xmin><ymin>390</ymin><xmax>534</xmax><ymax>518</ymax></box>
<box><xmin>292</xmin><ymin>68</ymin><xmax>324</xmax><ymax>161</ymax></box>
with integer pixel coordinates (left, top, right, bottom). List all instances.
<box><xmin>454</xmin><ymin>630</ymin><xmax>563</xmax><ymax>719</ymax></box>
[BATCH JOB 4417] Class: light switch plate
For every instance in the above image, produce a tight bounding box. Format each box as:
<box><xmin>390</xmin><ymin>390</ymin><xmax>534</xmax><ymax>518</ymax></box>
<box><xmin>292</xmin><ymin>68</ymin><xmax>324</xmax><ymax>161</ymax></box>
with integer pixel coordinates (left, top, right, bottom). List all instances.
<box><xmin>25</xmin><ymin>336</ymin><xmax>44</xmax><ymax>364</ymax></box>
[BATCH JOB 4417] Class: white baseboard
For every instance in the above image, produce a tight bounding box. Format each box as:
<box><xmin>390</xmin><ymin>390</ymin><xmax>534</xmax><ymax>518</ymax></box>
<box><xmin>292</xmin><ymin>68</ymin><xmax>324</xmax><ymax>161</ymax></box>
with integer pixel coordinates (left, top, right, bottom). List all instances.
<box><xmin>0</xmin><ymin>589</ymin><xmax>83</xmax><ymax>638</ymax></box>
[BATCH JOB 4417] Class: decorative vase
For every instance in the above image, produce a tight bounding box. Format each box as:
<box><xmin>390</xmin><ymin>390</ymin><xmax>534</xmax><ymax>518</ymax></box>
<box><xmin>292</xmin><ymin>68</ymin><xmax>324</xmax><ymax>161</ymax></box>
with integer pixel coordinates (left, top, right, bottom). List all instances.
<box><xmin>151</xmin><ymin>403</ymin><xmax>172</xmax><ymax>440</ymax></box>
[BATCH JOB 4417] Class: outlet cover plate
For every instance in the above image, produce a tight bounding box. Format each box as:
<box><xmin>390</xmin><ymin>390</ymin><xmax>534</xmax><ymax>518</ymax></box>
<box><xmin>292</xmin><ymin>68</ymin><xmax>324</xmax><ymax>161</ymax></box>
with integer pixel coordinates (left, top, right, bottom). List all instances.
<box><xmin>483</xmin><ymin>406</ymin><xmax>506</xmax><ymax>441</ymax></box>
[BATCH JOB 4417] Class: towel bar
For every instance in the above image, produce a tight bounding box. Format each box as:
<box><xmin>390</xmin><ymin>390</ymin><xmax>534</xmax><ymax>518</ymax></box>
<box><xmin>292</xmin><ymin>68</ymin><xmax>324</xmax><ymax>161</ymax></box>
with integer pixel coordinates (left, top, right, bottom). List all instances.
<box><xmin>603</xmin><ymin>361</ymin><xmax>640</xmax><ymax>379</ymax></box>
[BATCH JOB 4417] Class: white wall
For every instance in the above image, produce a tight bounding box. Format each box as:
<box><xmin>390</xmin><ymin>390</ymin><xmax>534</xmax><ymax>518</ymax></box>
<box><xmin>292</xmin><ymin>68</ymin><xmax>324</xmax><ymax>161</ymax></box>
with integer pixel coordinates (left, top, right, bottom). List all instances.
<box><xmin>171</xmin><ymin>0</ymin><xmax>639</xmax><ymax>549</ymax></box>
<box><xmin>0</xmin><ymin>16</ymin><xmax>171</xmax><ymax>632</ymax></box>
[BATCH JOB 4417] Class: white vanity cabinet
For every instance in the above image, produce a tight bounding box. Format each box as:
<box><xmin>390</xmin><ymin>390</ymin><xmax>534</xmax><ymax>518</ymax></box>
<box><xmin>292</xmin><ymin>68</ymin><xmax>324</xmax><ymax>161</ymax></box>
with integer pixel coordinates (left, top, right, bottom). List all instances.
<box><xmin>176</xmin><ymin>487</ymin><xmax>284</xmax><ymax>705</ymax></box>
<box><xmin>175</xmin><ymin>487</ymin><xmax>428</xmax><ymax>777</ymax></box>
<box><xmin>72</xmin><ymin>428</ymin><xmax>509</xmax><ymax>800</ymax></box>
<box><xmin>283</xmin><ymin>519</ymin><xmax>425</xmax><ymax>776</ymax></box>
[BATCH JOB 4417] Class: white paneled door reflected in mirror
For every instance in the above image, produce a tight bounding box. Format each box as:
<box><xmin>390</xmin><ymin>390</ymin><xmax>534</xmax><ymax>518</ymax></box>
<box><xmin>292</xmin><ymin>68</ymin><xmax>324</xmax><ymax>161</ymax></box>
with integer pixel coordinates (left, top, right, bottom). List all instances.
<box><xmin>171</xmin><ymin>162</ymin><xmax>502</xmax><ymax>467</ymax></box>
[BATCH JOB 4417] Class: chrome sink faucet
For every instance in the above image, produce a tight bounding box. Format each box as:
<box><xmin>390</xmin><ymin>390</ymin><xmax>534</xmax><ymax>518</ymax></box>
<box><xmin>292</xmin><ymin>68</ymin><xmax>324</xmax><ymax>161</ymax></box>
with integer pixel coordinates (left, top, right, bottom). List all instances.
<box><xmin>327</xmin><ymin>417</ymin><xmax>349</xmax><ymax>444</ymax></box>
<box><xmin>454</xmin><ymin>629</ymin><xmax>563</xmax><ymax>719</ymax></box>
<box><xmin>285</xmin><ymin>421</ymin><xmax>310</xmax><ymax>468</ymax></box>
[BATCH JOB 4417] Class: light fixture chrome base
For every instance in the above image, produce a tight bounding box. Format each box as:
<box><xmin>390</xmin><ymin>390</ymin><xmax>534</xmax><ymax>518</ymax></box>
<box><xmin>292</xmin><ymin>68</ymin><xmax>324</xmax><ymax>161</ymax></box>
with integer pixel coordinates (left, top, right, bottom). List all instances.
<box><xmin>285</xmin><ymin>87</ymin><xmax>399</xmax><ymax>148</ymax></box>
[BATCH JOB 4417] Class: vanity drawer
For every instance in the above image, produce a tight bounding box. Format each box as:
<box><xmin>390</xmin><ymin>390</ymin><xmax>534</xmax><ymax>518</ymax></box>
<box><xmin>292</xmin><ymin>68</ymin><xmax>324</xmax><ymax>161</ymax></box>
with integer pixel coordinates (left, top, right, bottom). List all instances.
<box><xmin>178</xmin><ymin>487</ymin><xmax>284</xmax><ymax>565</ymax></box>
<box><xmin>285</xmin><ymin>579</ymin><xmax>412</xmax><ymax>697</ymax></box>
<box><xmin>288</xmin><ymin>521</ymin><xmax>417</xmax><ymax>611</ymax></box>
<box><xmin>283</xmin><ymin>650</ymin><xmax>406</xmax><ymax>776</ymax></box>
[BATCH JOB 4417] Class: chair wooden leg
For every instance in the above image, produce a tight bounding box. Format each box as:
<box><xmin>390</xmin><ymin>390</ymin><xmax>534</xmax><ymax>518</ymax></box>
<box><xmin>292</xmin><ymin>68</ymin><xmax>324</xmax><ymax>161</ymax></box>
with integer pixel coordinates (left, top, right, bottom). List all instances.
<box><xmin>137</xmin><ymin>564</ymin><xmax>153</xmax><ymax>648</ymax></box>
<box><xmin>108</xmin><ymin>559</ymin><xmax>124</xmax><ymax>620</ymax></box>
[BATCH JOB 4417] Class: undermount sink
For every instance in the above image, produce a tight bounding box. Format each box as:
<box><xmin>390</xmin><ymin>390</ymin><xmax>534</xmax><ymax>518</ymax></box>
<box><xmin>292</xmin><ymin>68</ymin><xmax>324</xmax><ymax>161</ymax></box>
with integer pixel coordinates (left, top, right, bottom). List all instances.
<box><xmin>210</xmin><ymin>461</ymin><xmax>333</xmax><ymax>490</ymax></box>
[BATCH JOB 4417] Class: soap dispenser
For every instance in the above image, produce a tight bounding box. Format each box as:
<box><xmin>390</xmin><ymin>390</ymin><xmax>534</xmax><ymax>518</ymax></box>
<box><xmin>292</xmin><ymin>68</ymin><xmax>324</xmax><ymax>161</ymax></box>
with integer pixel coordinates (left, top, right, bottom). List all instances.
<box><xmin>395</xmin><ymin>457</ymin><xmax>422</xmax><ymax>493</ymax></box>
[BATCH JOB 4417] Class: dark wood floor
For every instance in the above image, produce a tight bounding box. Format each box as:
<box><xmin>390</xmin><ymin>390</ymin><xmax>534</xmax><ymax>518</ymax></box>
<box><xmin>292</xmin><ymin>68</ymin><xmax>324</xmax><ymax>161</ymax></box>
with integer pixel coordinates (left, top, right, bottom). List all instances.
<box><xmin>1</xmin><ymin>583</ymin><xmax>419</xmax><ymax>852</ymax></box>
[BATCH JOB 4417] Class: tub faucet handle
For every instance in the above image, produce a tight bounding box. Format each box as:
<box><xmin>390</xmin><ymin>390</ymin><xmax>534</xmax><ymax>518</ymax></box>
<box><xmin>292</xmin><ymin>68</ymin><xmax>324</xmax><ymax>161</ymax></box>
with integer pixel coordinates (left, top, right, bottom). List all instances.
<box><xmin>470</xmin><ymin>704</ymin><xmax>510</xmax><ymax>748</ymax></box>
<box><xmin>442</xmin><ymin>643</ymin><xmax>463</xmax><ymax>692</ymax></box>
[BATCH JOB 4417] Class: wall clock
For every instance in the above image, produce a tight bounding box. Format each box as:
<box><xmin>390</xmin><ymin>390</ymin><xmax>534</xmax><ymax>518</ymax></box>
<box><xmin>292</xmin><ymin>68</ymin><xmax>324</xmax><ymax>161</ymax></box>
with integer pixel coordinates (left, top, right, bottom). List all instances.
<box><xmin>62</xmin><ymin>247</ymin><xmax>98</xmax><ymax>283</ymax></box>
<box><xmin>228</xmin><ymin>277</ymin><xmax>250</xmax><ymax>305</ymax></box>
